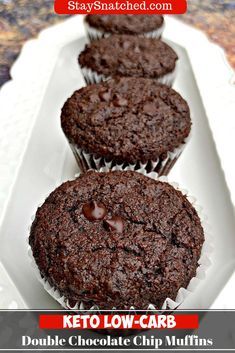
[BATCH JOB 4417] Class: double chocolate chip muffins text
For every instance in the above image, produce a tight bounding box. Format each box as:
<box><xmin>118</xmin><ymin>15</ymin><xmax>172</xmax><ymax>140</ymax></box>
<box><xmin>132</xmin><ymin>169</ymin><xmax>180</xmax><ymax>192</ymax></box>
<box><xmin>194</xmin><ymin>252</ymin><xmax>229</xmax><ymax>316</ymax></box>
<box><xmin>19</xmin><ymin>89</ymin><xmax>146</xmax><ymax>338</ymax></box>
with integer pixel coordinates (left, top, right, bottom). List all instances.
<box><xmin>29</xmin><ymin>15</ymin><xmax>207</xmax><ymax>311</ymax></box>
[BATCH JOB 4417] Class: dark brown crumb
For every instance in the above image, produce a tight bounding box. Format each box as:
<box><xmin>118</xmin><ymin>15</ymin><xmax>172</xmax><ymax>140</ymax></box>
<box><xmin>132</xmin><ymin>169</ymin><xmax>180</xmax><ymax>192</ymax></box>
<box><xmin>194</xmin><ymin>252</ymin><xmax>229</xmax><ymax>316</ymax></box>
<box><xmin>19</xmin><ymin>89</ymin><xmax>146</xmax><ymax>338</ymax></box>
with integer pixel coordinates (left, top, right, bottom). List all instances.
<box><xmin>85</xmin><ymin>15</ymin><xmax>164</xmax><ymax>34</ymax></box>
<box><xmin>78</xmin><ymin>35</ymin><xmax>178</xmax><ymax>79</ymax></box>
<box><xmin>29</xmin><ymin>170</ymin><xmax>204</xmax><ymax>310</ymax></box>
<box><xmin>61</xmin><ymin>77</ymin><xmax>191</xmax><ymax>164</ymax></box>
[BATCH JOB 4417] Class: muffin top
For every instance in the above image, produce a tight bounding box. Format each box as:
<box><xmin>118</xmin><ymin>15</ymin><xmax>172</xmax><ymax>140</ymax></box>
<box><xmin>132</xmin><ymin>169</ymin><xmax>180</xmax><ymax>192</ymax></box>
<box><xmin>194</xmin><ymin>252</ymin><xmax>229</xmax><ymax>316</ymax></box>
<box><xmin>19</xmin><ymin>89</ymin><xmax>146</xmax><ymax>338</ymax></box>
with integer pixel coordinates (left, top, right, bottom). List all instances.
<box><xmin>29</xmin><ymin>170</ymin><xmax>204</xmax><ymax>310</ymax></box>
<box><xmin>85</xmin><ymin>15</ymin><xmax>164</xmax><ymax>34</ymax></box>
<box><xmin>61</xmin><ymin>77</ymin><xmax>191</xmax><ymax>164</ymax></box>
<box><xmin>78</xmin><ymin>35</ymin><xmax>178</xmax><ymax>79</ymax></box>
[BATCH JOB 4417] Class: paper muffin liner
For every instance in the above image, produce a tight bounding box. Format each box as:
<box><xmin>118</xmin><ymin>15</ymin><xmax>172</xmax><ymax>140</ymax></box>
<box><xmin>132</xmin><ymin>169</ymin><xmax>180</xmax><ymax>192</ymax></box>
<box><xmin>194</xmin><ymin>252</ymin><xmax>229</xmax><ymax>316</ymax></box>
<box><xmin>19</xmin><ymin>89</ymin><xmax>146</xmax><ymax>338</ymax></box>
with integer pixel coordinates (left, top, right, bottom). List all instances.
<box><xmin>80</xmin><ymin>63</ymin><xmax>177</xmax><ymax>87</ymax></box>
<box><xmin>28</xmin><ymin>167</ymin><xmax>213</xmax><ymax>313</ymax></box>
<box><xmin>84</xmin><ymin>21</ymin><xmax>165</xmax><ymax>42</ymax></box>
<box><xmin>67</xmin><ymin>131</ymin><xmax>190</xmax><ymax>176</ymax></box>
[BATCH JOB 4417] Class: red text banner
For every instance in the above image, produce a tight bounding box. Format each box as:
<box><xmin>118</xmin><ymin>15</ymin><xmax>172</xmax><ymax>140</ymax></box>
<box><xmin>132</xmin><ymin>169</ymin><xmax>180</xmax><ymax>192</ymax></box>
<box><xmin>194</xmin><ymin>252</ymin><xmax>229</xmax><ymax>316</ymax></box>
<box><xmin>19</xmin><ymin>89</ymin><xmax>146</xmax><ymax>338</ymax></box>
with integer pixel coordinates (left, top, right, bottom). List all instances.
<box><xmin>39</xmin><ymin>314</ymin><xmax>198</xmax><ymax>330</ymax></box>
<box><xmin>54</xmin><ymin>0</ymin><xmax>187</xmax><ymax>15</ymax></box>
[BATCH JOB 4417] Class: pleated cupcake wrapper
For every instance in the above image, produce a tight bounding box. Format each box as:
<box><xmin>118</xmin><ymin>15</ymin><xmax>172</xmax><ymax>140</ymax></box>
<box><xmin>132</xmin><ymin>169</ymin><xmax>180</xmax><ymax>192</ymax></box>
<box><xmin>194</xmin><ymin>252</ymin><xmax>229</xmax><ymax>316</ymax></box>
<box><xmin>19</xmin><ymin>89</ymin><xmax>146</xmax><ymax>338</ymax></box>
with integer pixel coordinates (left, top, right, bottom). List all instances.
<box><xmin>84</xmin><ymin>21</ymin><xmax>165</xmax><ymax>42</ymax></box>
<box><xmin>81</xmin><ymin>63</ymin><xmax>177</xmax><ymax>87</ymax></box>
<box><xmin>28</xmin><ymin>167</ymin><xmax>213</xmax><ymax>313</ymax></box>
<box><xmin>67</xmin><ymin>130</ymin><xmax>190</xmax><ymax>176</ymax></box>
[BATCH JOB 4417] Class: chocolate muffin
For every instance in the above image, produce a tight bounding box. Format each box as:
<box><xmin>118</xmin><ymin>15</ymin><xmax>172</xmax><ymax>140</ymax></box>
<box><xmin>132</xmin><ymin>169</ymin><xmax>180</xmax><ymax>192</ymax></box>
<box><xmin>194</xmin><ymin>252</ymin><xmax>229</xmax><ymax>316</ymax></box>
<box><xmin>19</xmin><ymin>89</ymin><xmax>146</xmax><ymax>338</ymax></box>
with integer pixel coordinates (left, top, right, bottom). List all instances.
<box><xmin>29</xmin><ymin>170</ymin><xmax>204</xmax><ymax>310</ymax></box>
<box><xmin>61</xmin><ymin>77</ymin><xmax>191</xmax><ymax>174</ymax></box>
<box><xmin>85</xmin><ymin>15</ymin><xmax>164</xmax><ymax>41</ymax></box>
<box><xmin>78</xmin><ymin>35</ymin><xmax>178</xmax><ymax>86</ymax></box>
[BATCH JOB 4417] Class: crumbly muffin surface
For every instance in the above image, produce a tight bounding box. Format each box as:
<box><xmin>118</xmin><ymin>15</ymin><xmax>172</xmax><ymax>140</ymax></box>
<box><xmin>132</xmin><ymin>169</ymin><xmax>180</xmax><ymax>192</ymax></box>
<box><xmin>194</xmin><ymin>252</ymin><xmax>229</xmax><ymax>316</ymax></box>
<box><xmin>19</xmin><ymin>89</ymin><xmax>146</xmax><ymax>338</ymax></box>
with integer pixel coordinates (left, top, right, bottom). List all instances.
<box><xmin>29</xmin><ymin>170</ymin><xmax>204</xmax><ymax>310</ymax></box>
<box><xmin>85</xmin><ymin>15</ymin><xmax>164</xmax><ymax>34</ymax></box>
<box><xmin>61</xmin><ymin>77</ymin><xmax>190</xmax><ymax>164</ymax></box>
<box><xmin>79</xmin><ymin>35</ymin><xmax>178</xmax><ymax>79</ymax></box>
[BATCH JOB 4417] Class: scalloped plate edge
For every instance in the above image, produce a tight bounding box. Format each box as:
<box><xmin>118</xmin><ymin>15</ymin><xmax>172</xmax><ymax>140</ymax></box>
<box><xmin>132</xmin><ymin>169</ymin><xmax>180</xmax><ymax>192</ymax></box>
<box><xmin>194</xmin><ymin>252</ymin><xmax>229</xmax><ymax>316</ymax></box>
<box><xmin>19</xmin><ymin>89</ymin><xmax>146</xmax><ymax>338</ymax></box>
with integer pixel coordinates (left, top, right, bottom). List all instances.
<box><xmin>0</xmin><ymin>15</ymin><xmax>234</xmax><ymax>309</ymax></box>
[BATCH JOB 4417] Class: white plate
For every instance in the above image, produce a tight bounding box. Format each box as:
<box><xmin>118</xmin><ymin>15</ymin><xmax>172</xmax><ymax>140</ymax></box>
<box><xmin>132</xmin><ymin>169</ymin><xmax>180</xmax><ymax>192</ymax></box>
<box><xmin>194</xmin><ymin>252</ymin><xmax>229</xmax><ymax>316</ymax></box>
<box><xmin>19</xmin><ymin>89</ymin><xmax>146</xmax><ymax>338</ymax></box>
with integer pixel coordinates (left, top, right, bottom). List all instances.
<box><xmin>0</xmin><ymin>15</ymin><xmax>235</xmax><ymax>309</ymax></box>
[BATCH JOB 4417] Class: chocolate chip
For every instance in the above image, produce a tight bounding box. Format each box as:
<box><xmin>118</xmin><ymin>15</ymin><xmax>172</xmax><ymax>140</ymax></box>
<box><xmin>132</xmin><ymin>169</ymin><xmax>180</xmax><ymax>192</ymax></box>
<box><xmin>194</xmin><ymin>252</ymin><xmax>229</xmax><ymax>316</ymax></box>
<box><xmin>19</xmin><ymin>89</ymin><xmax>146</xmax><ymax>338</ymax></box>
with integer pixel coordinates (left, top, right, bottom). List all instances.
<box><xmin>113</xmin><ymin>94</ymin><xmax>128</xmax><ymax>107</ymax></box>
<box><xmin>82</xmin><ymin>201</ymin><xmax>107</xmax><ymax>221</ymax></box>
<box><xmin>104</xmin><ymin>216</ymin><xmax>124</xmax><ymax>233</ymax></box>
<box><xmin>99</xmin><ymin>89</ymin><xmax>111</xmax><ymax>102</ymax></box>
